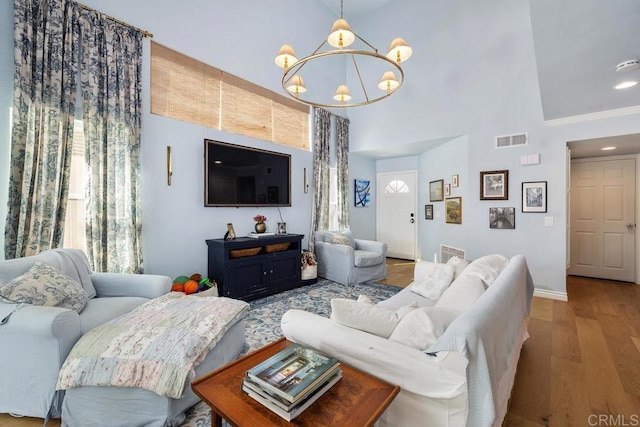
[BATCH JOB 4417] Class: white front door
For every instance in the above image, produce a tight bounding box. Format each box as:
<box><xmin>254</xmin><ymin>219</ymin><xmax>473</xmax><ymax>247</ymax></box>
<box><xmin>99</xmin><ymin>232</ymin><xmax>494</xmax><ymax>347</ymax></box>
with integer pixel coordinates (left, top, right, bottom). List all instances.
<box><xmin>569</xmin><ymin>158</ymin><xmax>636</xmax><ymax>282</ymax></box>
<box><xmin>377</xmin><ymin>171</ymin><xmax>417</xmax><ymax>260</ymax></box>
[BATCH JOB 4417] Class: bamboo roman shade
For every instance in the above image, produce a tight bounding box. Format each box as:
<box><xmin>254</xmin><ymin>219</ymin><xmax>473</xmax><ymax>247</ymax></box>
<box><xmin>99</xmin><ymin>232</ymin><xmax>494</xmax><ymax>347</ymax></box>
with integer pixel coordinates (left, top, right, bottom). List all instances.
<box><xmin>151</xmin><ymin>42</ymin><xmax>310</xmax><ymax>150</ymax></box>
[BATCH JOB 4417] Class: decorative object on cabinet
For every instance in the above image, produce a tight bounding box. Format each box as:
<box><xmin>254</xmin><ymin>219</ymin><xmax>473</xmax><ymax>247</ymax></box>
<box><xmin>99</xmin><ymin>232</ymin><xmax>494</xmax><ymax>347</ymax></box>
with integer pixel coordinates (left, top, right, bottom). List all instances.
<box><xmin>480</xmin><ymin>170</ymin><xmax>508</xmax><ymax>200</ymax></box>
<box><xmin>522</xmin><ymin>181</ymin><xmax>547</xmax><ymax>212</ymax></box>
<box><xmin>445</xmin><ymin>197</ymin><xmax>462</xmax><ymax>224</ymax></box>
<box><xmin>489</xmin><ymin>207</ymin><xmax>516</xmax><ymax>229</ymax></box>
<box><xmin>429</xmin><ymin>179</ymin><xmax>444</xmax><ymax>202</ymax></box>
<box><xmin>225</xmin><ymin>223</ymin><xmax>236</xmax><ymax>240</ymax></box>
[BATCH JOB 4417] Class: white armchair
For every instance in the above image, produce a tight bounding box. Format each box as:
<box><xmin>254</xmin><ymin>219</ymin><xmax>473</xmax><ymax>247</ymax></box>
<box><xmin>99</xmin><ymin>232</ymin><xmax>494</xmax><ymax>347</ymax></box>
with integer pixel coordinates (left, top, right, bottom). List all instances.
<box><xmin>314</xmin><ymin>230</ymin><xmax>387</xmax><ymax>285</ymax></box>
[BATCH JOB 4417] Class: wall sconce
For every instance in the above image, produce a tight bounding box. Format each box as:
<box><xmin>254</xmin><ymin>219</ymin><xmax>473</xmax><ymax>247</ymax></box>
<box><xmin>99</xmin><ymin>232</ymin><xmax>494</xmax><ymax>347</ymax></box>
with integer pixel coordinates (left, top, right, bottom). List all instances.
<box><xmin>167</xmin><ymin>146</ymin><xmax>172</xmax><ymax>186</ymax></box>
<box><xmin>303</xmin><ymin>167</ymin><xmax>309</xmax><ymax>193</ymax></box>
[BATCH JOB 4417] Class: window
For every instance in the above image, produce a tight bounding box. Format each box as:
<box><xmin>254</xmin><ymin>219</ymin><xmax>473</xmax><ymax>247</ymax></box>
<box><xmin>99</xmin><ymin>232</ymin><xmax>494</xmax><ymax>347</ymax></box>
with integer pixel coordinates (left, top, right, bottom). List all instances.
<box><xmin>385</xmin><ymin>180</ymin><xmax>409</xmax><ymax>193</ymax></box>
<box><xmin>150</xmin><ymin>42</ymin><xmax>310</xmax><ymax>150</ymax></box>
<box><xmin>63</xmin><ymin>120</ymin><xmax>86</xmax><ymax>251</ymax></box>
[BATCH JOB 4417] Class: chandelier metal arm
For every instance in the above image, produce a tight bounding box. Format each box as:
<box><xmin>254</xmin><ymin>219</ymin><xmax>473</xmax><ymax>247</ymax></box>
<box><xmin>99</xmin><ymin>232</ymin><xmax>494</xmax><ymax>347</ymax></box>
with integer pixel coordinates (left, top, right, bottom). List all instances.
<box><xmin>350</xmin><ymin>53</ymin><xmax>369</xmax><ymax>102</ymax></box>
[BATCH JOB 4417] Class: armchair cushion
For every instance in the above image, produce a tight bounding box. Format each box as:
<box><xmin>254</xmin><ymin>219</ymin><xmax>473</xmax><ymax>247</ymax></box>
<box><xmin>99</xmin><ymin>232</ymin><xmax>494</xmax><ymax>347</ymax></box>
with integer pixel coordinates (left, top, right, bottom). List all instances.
<box><xmin>354</xmin><ymin>250</ymin><xmax>385</xmax><ymax>267</ymax></box>
<box><xmin>0</xmin><ymin>262</ymin><xmax>88</xmax><ymax>313</ymax></box>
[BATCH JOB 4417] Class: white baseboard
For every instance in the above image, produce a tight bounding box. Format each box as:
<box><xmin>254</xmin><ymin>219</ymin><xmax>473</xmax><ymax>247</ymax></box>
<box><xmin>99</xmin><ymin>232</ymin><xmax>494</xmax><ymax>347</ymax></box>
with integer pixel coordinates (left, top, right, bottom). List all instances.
<box><xmin>533</xmin><ymin>288</ymin><xmax>568</xmax><ymax>301</ymax></box>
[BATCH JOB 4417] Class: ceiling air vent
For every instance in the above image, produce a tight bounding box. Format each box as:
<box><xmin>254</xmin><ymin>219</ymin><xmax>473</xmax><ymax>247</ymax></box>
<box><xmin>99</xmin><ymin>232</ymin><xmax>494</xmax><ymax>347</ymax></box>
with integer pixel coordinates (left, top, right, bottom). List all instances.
<box><xmin>496</xmin><ymin>132</ymin><xmax>528</xmax><ymax>148</ymax></box>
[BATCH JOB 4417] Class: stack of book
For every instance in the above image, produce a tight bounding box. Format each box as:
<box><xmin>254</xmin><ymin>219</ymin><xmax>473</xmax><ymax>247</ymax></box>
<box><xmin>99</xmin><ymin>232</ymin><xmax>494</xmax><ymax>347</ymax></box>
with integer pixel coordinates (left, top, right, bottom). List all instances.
<box><xmin>242</xmin><ymin>343</ymin><xmax>342</xmax><ymax>421</ymax></box>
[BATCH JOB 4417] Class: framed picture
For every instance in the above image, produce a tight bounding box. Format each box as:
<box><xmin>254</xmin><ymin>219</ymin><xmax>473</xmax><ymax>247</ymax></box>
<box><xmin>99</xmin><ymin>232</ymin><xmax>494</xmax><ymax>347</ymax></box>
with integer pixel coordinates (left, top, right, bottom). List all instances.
<box><xmin>425</xmin><ymin>204</ymin><xmax>434</xmax><ymax>220</ymax></box>
<box><xmin>445</xmin><ymin>197</ymin><xmax>462</xmax><ymax>224</ymax></box>
<box><xmin>452</xmin><ymin>174</ymin><xmax>459</xmax><ymax>188</ymax></box>
<box><xmin>489</xmin><ymin>207</ymin><xmax>515</xmax><ymax>229</ymax></box>
<box><xmin>225</xmin><ymin>223</ymin><xmax>236</xmax><ymax>240</ymax></box>
<box><xmin>480</xmin><ymin>170</ymin><xmax>509</xmax><ymax>200</ymax></box>
<box><xmin>522</xmin><ymin>181</ymin><xmax>547</xmax><ymax>212</ymax></box>
<box><xmin>354</xmin><ymin>179</ymin><xmax>371</xmax><ymax>207</ymax></box>
<box><xmin>429</xmin><ymin>179</ymin><xmax>444</xmax><ymax>202</ymax></box>
<box><xmin>445</xmin><ymin>183</ymin><xmax>451</xmax><ymax>197</ymax></box>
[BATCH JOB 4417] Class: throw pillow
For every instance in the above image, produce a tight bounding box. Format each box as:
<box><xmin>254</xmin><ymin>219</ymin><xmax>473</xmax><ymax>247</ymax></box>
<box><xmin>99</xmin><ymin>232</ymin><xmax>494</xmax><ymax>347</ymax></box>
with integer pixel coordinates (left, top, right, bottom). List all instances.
<box><xmin>446</xmin><ymin>256</ymin><xmax>470</xmax><ymax>280</ymax></box>
<box><xmin>409</xmin><ymin>262</ymin><xmax>455</xmax><ymax>301</ymax></box>
<box><xmin>0</xmin><ymin>262</ymin><xmax>88</xmax><ymax>313</ymax></box>
<box><xmin>388</xmin><ymin>307</ymin><xmax>458</xmax><ymax>350</ymax></box>
<box><xmin>330</xmin><ymin>234</ymin><xmax>353</xmax><ymax>248</ymax></box>
<box><xmin>435</xmin><ymin>272</ymin><xmax>486</xmax><ymax>313</ymax></box>
<box><xmin>462</xmin><ymin>254</ymin><xmax>509</xmax><ymax>288</ymax></box>
<box><xmin>330</xmin><ymin>298</ymin><xmax>417</xmax><ymax>338</ymax></box>
<box><xmin>339</xmin><ymin>230</ymin><xmax>357</xmax><ymax>249</ymax></box>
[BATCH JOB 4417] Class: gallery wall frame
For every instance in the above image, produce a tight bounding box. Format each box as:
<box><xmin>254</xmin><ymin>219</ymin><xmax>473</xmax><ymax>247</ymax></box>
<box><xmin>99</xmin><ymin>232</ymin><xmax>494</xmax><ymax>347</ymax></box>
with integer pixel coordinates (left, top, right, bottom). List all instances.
<box><xmin>480</xmin><ymin>170</ymin><xmax>509</xmax><ymax>200</ymax></box>
<box><xmin>489</xmin><ymin>207</ymin><xmax>516</xmax><ymax>229</ymax></box>
<box><xmin>452</xmin><ymin>174</ymin><xmax>459</xmax><ymax>188</ymax></box>
<box><xmin>445</xmin><ymin>197</ymin><xmax>462</xmax><ymax>224</ymax></box>
<box><xmin>425</xmin><ymin>204</ymin><xmax>433</xmax><ymax>220</ymax></box>
<box><xmin>522</xmin><ymin>181</ymin><xmax>547</xmax><ymax>212</ymax></box>
<box><xmin>429</xmin><ymin>179</ymin><xmax>444</xmax><ymax>202</ymax></box>
<box><xmin>445</xmin><ymin>183</ymin><xmax>451</xmax><ymax>197</ymax></box>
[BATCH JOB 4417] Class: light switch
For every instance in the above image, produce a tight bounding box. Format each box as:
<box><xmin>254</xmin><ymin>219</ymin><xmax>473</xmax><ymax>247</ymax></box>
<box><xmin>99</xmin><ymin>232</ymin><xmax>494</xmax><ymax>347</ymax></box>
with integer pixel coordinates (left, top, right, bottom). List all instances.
<box><xmin>544</xmin><ymin>216</ymin><xmax>554</xmax><ymax>227</ymax></box>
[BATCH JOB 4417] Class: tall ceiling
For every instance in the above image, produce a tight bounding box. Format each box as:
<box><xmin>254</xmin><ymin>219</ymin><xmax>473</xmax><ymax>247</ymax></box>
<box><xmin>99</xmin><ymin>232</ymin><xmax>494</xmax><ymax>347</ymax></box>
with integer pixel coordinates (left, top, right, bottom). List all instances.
<box><xmin>316</xmin><ymin>0</ymin><xmax>640</xmax><ymax>158</ymax></box>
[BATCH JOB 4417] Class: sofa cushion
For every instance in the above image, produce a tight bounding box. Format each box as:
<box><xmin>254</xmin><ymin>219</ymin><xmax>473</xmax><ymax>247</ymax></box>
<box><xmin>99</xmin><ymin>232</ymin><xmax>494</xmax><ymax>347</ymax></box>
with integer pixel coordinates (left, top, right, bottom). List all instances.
<box><xmin>409</xmin><ymin>262</ymin><xmax>455</xmax><ymax>300</ymax></box>
<box><xmin>330</xmin><ymin>297</ymin><xmax>417</xmax><ymax>338</ymax></box>
<box><xmin>388</xmin><ymin>307</ymin><xmax>459</xmax><ymax>350</ymax></box>
<box><xmin>463</xmin><ymin>254</ymin><xmax>509</xmax><ymax>287</ymax></box>
<box><xmin>354</xmin><ymin>250</ymin><xmax>384</xmax><ymax>267</ymax></box>
<box><xmin>0</xmin><ymin>262</ymin><xmax>88</xmax><ymax>313</ymax></box>
<box><xmin>446</xmin><ymin>256</ymin><xmax>470</xmax><ymax>280</ymax></box>
<box><xmin>435</xmin><ymin>272</ymin><xmax>486</xmax><ymax>313</ymax></box>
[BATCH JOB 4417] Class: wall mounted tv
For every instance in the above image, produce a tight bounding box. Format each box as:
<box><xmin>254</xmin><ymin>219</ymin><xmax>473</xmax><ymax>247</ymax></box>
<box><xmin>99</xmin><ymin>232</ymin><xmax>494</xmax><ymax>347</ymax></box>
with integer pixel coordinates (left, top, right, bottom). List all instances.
<box><xmin>204</xmin><ymin>139</ymin><xmax>291</xmax><ymax>207</ymax></box>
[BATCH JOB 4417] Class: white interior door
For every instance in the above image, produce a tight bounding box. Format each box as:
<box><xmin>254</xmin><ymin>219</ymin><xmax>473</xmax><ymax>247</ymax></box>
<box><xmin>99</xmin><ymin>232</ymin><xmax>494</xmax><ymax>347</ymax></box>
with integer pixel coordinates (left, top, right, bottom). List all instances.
<box><xmin>569</xmin><ymin>158</ymin><xmax>636</xmax><ymax>282</ymax></box>
<box><xmin>377</xmin><ymin>171</ymin><xmax>417</xmax><ymax>260</ymax></box>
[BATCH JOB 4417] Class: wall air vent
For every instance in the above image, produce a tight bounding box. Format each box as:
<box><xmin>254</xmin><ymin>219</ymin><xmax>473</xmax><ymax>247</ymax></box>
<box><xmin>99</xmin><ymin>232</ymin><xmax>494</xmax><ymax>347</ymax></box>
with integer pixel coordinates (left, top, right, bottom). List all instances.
<box><xmin>440</xmin><ymin>244</ymin><xmax>466</xmax><ymax>263</ymax></box>
<box><xmin>496</xmin><ymin>132</ymin><xmax>528</xmax><ymax>148</ymax></box>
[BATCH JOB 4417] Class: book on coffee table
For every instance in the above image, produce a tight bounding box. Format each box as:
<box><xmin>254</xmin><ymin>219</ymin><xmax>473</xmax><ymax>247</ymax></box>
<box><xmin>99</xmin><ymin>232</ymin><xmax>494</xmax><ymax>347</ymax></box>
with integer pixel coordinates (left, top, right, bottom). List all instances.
<box><xmin>246</xmin><ymin>343</ymin><xmax>340</xmax><ymax>404</ymax></box>
<box><xmin>243</xmin><ymin>369</ymin><xmax>342</xmax><ymax>421</ymax></box>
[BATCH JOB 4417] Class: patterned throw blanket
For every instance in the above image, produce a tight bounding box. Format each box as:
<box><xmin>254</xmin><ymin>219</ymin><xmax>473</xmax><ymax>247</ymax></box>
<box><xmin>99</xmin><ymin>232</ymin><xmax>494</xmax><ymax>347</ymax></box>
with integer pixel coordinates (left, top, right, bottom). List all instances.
<box><xmin>57</xmin><ymin>293</ymin><xmax>249</xmax><ymax>398</ymax></box>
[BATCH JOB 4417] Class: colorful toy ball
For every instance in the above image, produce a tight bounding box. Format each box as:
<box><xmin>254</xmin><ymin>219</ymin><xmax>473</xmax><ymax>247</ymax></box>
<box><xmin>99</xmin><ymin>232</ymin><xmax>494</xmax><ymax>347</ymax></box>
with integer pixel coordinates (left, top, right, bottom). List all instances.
<box><xmin>171</xmin><ymin>283</ymin><xmax>184</xmax><ymax>292</ymax></box>
<box><xmin>184</xmin><ymin>279</ymin><xmax>199</xmax><ymax>294</ymax></box>
<box><xmin>173</xmin><ymin>276</ymin><xmax>189</xmax><ymax>285</ymax></box>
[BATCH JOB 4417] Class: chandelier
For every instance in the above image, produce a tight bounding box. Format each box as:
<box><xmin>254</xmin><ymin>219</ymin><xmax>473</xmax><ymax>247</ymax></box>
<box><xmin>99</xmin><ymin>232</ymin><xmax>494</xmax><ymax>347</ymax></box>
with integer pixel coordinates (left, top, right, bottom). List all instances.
<box><xmin>274</xmin><ymin>1</ymin><xmax>412</xmax><ymax>108</ymax></box>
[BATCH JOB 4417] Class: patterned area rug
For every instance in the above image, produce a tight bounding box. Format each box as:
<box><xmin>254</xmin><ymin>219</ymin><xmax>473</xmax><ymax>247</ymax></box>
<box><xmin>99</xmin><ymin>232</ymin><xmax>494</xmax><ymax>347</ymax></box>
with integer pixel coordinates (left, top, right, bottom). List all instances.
<box><xmin>181</xmin><ymin>279</ymin><xmax>401</xmax><ymax>426</ymax></box>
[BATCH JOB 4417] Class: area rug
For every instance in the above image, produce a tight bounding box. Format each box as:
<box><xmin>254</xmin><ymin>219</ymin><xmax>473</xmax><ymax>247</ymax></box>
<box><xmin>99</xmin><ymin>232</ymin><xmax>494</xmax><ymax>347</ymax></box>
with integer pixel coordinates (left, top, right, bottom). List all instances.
<box><xmin>181</xmin><ymin>279</ymin><xmax>401</xmax><ymax>426</ymax></box>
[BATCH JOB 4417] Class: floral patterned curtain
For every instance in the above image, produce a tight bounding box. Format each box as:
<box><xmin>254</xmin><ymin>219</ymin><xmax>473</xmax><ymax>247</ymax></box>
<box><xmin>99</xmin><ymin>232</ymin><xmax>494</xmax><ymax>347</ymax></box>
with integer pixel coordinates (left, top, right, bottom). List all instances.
<box><xmin>4</xmin><ymin>0</ymin><xmax>80</xmax><ymax>259</ymax></box>
<box><xmin>309</xmin><ymin>108</ymin><xmax>331</xmax><ymax>252</ymax></box>
<box><xmin>335</xmin><ymin>116</ymin><xmax>350</xmax><ymax>230</ymax></box>
<box><xmin>79</xmin><ymin>10</ymin><xmax>144</xmax><ymax>273</ymax></box>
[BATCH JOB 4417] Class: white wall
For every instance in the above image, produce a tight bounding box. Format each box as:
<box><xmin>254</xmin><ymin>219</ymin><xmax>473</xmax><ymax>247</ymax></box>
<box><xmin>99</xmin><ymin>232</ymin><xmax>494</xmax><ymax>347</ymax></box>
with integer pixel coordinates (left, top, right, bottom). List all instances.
<box><xmin>348</xmin><ymin>153</ymin><xmax>377</xmax><ymax>240</ymax></box>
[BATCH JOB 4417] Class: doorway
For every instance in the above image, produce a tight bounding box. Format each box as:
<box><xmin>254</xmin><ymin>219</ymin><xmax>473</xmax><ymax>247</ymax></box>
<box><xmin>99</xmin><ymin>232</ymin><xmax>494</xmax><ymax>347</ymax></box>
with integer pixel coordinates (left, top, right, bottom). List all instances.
<box><xmin>568</xmin><ymin>157</ymin><xmax>636</xmax><ymax>282</ymax></box>
<box><xmin>376</xmin><ymin>171</ymin><xmax>417</xmax><ymax>260</ymax></box>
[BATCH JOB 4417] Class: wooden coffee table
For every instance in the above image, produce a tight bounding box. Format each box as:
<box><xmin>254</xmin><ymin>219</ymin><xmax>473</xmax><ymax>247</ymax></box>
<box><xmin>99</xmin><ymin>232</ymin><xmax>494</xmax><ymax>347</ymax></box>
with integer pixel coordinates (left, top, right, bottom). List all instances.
<box><xmin>192</xmin><ymin>337</ymin><xmax>400</xmax><ymax>426</ymax></box>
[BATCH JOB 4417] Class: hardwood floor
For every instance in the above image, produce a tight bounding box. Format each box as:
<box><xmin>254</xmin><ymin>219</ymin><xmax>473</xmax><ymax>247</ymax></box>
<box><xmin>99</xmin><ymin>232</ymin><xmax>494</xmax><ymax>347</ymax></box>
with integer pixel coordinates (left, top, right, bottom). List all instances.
<box><xmin>3</xmin><ymin>264</ymin><xmax>639</xmax><ymax>427</ymax></box>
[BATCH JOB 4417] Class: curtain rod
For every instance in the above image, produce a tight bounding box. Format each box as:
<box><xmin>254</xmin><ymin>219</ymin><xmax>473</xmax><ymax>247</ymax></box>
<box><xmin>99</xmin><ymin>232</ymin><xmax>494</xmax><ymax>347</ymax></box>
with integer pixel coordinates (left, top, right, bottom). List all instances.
<box><xmin>76</xmin><ymin>2</ymin><xmax>153</xmax><ymax>38</ymax></box>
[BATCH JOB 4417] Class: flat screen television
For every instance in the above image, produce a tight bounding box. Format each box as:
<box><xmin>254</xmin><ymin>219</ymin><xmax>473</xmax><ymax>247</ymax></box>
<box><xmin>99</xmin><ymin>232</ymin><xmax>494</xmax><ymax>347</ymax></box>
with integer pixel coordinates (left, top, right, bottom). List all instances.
<box><xmin>204</xmin><ymin>139</ymin><xmax>291</xmax><ymax>207</ymax></box>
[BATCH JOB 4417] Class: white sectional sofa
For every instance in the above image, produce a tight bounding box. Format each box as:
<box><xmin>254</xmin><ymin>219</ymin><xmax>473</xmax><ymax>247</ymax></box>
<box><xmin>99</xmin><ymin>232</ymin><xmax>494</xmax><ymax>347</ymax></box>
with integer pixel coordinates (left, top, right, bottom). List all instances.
<box><xmin>282</xmin><ymin>254</ymin><xmax>534</xmax><ymax>427</ymax></box>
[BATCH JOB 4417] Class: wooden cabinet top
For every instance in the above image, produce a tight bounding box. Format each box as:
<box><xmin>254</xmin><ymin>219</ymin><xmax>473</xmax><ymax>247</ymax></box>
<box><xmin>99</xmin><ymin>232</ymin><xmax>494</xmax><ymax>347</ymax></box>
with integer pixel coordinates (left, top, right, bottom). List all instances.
<box><xmin>206</xmin><ymin>234</ymin><xmax>304</xmax><ymax>249</ymax></box>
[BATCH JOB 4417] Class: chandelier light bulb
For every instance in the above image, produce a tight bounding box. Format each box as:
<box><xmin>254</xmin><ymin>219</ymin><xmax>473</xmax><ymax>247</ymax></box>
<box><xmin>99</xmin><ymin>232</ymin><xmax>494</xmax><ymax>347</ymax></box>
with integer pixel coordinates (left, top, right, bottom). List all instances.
<box><xmin>327</xmin><ymin>19</ymin><xmax>355</xmax><ymax>48</ymax></box>
<box><xmin>333</xmin><ymin>85</ymin><xmax>352</xmax><ymax>102</ymax></box>
<box><xmin>386</xmin><ymin>38</ymin><xmax>413</xmax><ymax>64</ymax></box>
<box><xmin>286</xmin><ymin>75</ymin><xmax>307</xmax><ymax>96</ymax></box>
<box><xmin>274</xmin><ymin>45</ymin><xmax>298</xmax><ymax>70</ymax></box>
<box><xmin>378</xmin><ymin>71</ymin><xmax>399</xmax><ymax>93</ymax></box>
